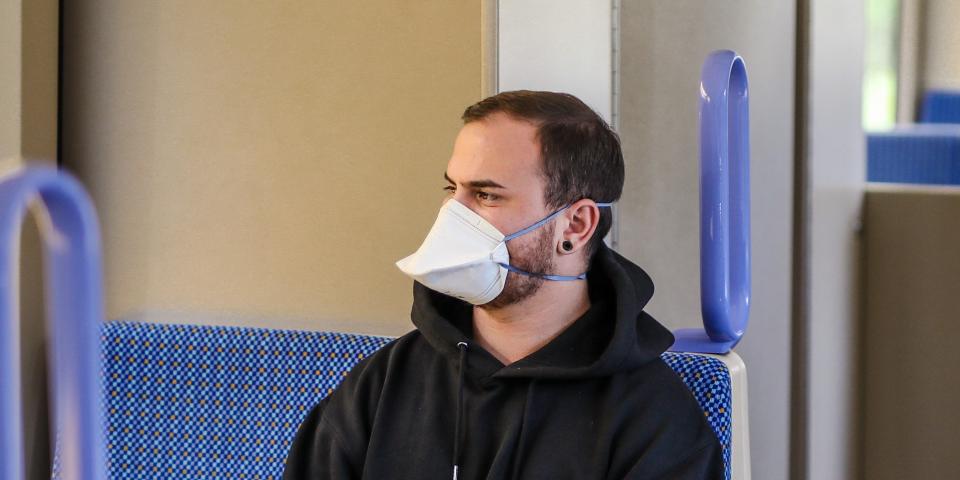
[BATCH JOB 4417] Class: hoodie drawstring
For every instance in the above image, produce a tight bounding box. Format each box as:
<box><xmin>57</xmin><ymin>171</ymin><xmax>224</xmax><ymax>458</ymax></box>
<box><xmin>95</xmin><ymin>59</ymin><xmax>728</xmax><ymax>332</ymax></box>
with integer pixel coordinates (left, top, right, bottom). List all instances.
<box><xmin>453</xmin><ymin>341</ymin><xmax>468</xmax><ymax>480</ymax></box>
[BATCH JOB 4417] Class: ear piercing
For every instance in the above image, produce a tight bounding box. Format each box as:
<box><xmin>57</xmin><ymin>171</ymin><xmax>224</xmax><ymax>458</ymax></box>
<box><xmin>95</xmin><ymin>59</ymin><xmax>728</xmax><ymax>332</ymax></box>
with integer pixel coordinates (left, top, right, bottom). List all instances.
<box><xmin>562</xmin><ymin>240</ymin><xmax>574</xmax><ymax>252</ymax></box>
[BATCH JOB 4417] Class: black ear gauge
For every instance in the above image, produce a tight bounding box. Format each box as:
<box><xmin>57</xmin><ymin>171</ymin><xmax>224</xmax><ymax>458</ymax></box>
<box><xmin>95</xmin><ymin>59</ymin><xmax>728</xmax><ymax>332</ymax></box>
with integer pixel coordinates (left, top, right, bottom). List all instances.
<box><xmin>562</xmin><ymin>240</ymin><xmax>573</xmax><ymax>252</ymax></box>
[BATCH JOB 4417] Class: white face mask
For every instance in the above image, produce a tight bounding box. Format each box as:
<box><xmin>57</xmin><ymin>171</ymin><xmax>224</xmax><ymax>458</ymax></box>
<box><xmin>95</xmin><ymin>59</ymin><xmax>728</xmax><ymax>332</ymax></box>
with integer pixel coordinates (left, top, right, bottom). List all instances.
<box><xmin>395</xmin><ymin>198</ymin><xmax>612</xmax><ymax>305</ymax></box>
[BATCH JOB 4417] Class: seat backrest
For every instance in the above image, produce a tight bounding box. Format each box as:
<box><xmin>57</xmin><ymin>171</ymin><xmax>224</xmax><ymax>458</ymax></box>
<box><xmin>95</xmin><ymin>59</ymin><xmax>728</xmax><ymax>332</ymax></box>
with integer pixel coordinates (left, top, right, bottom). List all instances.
<box><xmin>662</xmin><ymin>352</ymin><xmax>734</xmax><ymax>479</ymax></box>
<box><xmin>99</xmin><ymin>322</ymin><xmax>391</xmax><ymax>479</ymax></box>
<box><xmin>867</xmin><ymin>125</ymin><xmax>960</xmax><ymax>185</ymax></box>
<box><xmin>98</xmin><ymin>321</ymin><xmax>735</xmax><ymax>479</ymax></box>
<box><xmin>921</xmin><ymin>90</ymin><xmax>960</xmax><ymax>124</ymax></box>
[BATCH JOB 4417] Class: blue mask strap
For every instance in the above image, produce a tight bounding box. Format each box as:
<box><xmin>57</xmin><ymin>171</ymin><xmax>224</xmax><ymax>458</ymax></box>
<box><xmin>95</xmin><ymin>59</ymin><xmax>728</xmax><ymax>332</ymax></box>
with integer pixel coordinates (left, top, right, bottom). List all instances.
<box><xmin>502</xmin><ymin>202</ymin><xmax>614</xmax><ymax>242</ymax></box>
<box><xmin>497</xmin><ymin>262</ymin><xmax>587</xmax><ymax>281</ymax></box>
<box><xmin>496</xmin><ymin>202</ymin><xmax>613</xmax><ymax>282</ymax></box>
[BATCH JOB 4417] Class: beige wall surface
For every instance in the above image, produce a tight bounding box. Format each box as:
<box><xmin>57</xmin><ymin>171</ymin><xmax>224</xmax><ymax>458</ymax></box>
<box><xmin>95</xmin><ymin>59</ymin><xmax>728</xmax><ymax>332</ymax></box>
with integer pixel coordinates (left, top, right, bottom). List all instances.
<box><xmin>862</xmin><ymin>185</ymin><xmax>960</xmax><ymax>479</ymax></box>
<box><xmin>923</xmin><ymin>0</ymin><xmax>960</xmax><ymax>90</ymax></box>
<box><xmin>62</xmin><ymin>1</ymin><xmax>482</xmax><ymax>336</ymax></box>
<box><xmin>619</xmin><ymin>2</ymin><xmax>796</xmax><ymax>478</ymax></box>
<box><xmin>3</xmin><ymin>0</ymin><xmax>60</xmax><ymax>478</ymax></box>
<box><xmin>1</xmin><ymin>0</ymin><xmax>21</xmax><ymax>164</ymax></box>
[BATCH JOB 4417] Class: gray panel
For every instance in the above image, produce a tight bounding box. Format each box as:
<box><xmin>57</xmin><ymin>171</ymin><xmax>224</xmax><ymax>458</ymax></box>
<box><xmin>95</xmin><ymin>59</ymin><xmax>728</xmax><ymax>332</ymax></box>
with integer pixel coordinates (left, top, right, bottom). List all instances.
<box><xmin>619</xmin><ymin>2</ymin><xmax>795</xmax><ymax>479</ymax></box>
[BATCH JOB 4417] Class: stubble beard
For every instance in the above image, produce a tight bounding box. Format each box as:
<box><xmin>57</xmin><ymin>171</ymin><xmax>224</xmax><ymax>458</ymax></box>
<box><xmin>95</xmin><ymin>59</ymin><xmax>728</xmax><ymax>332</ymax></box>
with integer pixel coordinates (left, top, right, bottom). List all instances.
<box><xmin>479</xmin><ymin>222</ymin><xmax>556</xmax><ymax>310</ymax></box>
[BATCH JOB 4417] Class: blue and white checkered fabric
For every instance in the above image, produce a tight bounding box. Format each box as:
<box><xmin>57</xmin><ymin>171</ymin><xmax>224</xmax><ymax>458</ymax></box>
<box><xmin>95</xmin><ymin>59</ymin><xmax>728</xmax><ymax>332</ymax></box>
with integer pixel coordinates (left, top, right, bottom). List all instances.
<box><xmin>66</xmin><ymin>322</ymin><xmax>734</xmax><ymax>479</ymax></box>
<box><xmin>662</xmin><ymin>352</ymin><xmax>733</xmax><ymax>480</ymax></box>
<box><xmin>99</xmin><ymin>322</ymin><xmax>391</xmax><ymax>479</ymax></box>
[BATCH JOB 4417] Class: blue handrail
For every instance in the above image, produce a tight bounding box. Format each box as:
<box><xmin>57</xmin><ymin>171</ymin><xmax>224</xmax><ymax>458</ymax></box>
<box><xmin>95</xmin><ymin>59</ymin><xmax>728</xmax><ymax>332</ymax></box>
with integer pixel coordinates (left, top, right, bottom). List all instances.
<box><xmin>670</xmin><ymin>50</ymin><xmax>752</xmax><ymax>354</ymax></box>
<box><xmin>0</xmin><ymin>166</ymin><xmax>106</xmax><ymax>479</ymax></box>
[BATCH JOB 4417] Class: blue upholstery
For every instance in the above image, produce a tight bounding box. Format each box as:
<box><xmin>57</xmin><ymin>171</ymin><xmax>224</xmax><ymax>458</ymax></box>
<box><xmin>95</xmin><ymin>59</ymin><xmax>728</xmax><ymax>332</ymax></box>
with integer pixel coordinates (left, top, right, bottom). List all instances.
<box><xmin>93</xmin><ymin>321</ymin><xmax>733</xmax><ymax>479</ymax></box>
<box><xmin>921</xmin><ymin>90</ymin><xmax>960</xmax><ymax>124</ymax></box>
<box><xmin>662</xmin><ymin>352</ymin><xmax>733</xmax><ymax>478</ymax></box>
<box><xmin>867</xmin><ymin>126</ymin><xmax>960</xmax><ymax>185</ymax></box>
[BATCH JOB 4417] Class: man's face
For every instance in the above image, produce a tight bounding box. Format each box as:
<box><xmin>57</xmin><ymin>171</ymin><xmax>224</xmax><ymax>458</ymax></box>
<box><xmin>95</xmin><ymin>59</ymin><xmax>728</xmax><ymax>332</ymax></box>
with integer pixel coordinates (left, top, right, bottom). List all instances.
<box><xmin>444</xmin><ymin>112</ymin><xmax>556</xmax><ymax>309</ymax></box>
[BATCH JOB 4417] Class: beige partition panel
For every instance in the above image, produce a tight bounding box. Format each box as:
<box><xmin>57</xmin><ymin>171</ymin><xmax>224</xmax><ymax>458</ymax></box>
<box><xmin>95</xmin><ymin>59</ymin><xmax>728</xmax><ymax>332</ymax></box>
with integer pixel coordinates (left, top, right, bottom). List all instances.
<box><xmin>61</xmin><ymin>1</ymin><xmax>482</xmax><ymax>336</ymax></box>
<box><xmin>3</xmin><ymin>0</ymin><xmax>60</xmax><ymax>477</ymax></box>
<box><xmin>863</xmin><ymin>184</ymin><xmax>960</xmax><ymax>479</ymax></box>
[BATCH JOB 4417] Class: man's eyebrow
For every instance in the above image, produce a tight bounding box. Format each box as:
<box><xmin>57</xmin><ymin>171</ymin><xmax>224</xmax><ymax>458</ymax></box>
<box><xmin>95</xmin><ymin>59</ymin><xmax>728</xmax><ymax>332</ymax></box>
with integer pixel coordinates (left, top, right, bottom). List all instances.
<box><xmin>444</xmin><ymin>172</ymin><xmax>506</xmax><ymax>189</ymax></box>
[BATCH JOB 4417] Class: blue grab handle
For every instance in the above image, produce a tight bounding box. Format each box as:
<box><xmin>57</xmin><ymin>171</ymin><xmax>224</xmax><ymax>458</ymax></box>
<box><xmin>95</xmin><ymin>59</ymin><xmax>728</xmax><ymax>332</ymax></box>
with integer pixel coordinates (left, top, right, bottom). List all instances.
<box><xmin>0</xmin><ymin>166</ymin><xmax>106</xmax><ymax>479</ymax></box>
<box><xmin>670</xmin><ymin>50</ymin><xmax>752</xmax><ymax>354</ymax></box>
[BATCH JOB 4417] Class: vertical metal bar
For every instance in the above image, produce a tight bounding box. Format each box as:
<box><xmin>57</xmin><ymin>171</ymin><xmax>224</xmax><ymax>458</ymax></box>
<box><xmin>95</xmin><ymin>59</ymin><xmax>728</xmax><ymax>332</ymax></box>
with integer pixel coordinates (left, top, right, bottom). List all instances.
<box><xmin>0</xmin><ymin>166</ymin><xmax>106</xmax><ymax>480</ymax></box>
<box><xmin>791</xmin><ymin>0</ymin><xmax>811</xmax><ymax>477</ymax></box>
<box><xmin>699</xmin><ymin>51</ymin><xmax>751</xmax><ymax>344</ymax></box>
<box><xmin>481</xmin><ymin>0</ymin><xmax>499</xmax><ymax>98</ymax></box>
<box><xmin>609</xmin><ymin>0</ymin><xmax>622</xmax><ymax>250</ymax></box>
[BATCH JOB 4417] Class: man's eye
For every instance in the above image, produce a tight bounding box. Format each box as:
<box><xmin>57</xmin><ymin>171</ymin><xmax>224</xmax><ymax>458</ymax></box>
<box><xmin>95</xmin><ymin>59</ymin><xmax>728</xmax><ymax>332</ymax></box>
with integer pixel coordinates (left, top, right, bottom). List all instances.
<box><xmin>443</xmin><ymin>185</ymin><xmax>456</xmax><ymax>193</ymax></box>
<box><xmin>476</xmin><ymin>191</ymin><xmax>498</xmax><ymax>201</ymax></box>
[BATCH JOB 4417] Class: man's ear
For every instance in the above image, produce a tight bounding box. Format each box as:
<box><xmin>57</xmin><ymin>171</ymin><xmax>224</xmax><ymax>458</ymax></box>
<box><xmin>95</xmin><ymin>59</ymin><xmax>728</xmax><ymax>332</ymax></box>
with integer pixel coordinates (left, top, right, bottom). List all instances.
<box><xmin>557</xmin><ymin>198</ymin><xmax>601</xmax><ymax>256</ymax></box>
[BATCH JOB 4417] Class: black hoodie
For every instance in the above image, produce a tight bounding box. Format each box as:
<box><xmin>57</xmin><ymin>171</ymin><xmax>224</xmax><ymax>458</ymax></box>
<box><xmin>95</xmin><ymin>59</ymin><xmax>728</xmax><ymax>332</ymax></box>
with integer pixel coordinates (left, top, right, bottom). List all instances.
<box><xmin>284</xmin><ymin>243</ymin><xmax>724</xmax><ymax>479</ymax></box>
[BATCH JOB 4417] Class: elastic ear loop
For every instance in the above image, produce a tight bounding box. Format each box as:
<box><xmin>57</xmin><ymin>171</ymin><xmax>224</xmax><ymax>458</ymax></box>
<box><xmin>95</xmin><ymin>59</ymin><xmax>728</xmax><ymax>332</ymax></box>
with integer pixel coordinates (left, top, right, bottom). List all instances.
<box><xmin>498</xmin><ymin>262</ymin><xmax>588</xmax><ymax>281</ymax></box>
<box><xmin>502</xmin><ymin>203</ymin><xmax>613</xmax><ymax>241</ymax></box>
<box><xmin>498</xmin><ymin>202</ymin><xmax>613</xmax><ymax>281</ymax></box>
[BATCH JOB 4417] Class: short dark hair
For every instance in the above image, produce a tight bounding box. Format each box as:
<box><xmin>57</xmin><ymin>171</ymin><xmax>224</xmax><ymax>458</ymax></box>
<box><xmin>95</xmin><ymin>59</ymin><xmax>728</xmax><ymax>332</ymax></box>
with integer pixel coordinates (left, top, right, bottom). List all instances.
<box><xmin>461</xmin><ymin>90</ymin><xmax>624</xmax><ymax>259</ymax></box>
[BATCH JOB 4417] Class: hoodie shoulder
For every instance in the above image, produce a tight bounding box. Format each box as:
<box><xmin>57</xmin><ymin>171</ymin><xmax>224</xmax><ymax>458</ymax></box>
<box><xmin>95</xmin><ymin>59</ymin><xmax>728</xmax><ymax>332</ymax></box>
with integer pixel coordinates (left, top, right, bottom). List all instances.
<box><xmin>326</xmin><ymin>329</ymin><xmax>426</xmax><ymax>398</ymax></box>
<box><xmin>300</xmin><ymin>330</ymin><xmax>432</xmax><ymax>459</ymax></box>
<box><xmin>322</xmin><ymin>329</ymin><xmax>437</xmax><ymax>413</ymax></box>
<box><xmin>605</xmin><ymin>356</ymin><xmax>724</xmax><ymax>479</ymax></box>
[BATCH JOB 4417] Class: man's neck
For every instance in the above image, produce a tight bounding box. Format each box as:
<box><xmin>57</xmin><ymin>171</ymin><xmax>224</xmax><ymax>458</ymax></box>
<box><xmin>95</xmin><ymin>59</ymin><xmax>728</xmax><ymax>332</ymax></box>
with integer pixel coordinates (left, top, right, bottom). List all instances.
<box><xmin>472</xmin><ymin>281</ymin><xmax>591</xmax><ymax>365</ymax></box>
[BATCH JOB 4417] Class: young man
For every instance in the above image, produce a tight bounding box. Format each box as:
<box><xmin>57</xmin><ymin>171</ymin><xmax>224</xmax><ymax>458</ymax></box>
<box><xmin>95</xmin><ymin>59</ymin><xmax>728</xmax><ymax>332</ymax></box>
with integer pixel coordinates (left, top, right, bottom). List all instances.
<box><xmin>284</xmin><ymin>91</ymin><xmax>723</xmax><ymax>479</ymax></box>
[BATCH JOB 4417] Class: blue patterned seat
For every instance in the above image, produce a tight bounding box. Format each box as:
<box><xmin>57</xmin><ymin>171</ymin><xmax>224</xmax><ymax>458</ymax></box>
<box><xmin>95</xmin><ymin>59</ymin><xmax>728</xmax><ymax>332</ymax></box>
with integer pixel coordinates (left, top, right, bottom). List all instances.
<box><xmin>921</xmin><ymin>90</ymin><xmax>960</xmax><ymax>124</ymax></box>
<box><xmin>96</xmin><ymin>321</ymin><xmax>733</xmax><ymax>479</ymax></box>
<box><xmin>867</xmin><ymin>125</ymin><xmax>960</xmax><ymax>185</ymax></box>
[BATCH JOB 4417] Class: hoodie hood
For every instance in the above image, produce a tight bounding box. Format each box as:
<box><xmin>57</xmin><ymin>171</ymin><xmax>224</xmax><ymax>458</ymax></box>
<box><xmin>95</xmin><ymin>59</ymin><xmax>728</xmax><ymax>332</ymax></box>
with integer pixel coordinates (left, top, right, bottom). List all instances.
<box><xmin>410</xmin><ymin>242</ymin><xmax>675</xmax><ymax>380</ymax></box>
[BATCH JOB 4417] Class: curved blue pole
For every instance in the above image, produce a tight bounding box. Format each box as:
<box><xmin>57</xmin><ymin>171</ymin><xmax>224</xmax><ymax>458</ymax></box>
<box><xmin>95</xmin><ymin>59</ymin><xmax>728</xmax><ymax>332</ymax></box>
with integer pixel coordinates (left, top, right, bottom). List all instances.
<box><xmin>670</xmin><ymin>50</ymin><xmax>751</xmax><ymax>354</ymax></box>
<box><xmin>0</xmin><ymin>165</ymin><xmax>106</xmax><ymax>479</ymax></box>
